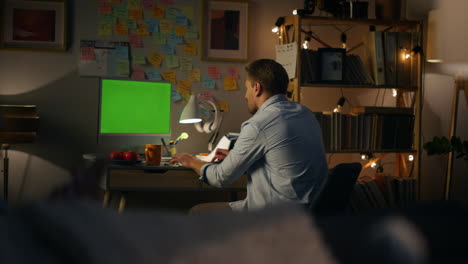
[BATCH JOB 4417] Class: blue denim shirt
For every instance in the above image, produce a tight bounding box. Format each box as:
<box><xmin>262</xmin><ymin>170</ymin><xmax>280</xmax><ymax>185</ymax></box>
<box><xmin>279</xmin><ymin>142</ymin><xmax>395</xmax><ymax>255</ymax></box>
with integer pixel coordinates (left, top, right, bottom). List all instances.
<box><xmin>201</xmin><ymin>94</ymin><xmax>328</xmax><ymax>212</ymax></box>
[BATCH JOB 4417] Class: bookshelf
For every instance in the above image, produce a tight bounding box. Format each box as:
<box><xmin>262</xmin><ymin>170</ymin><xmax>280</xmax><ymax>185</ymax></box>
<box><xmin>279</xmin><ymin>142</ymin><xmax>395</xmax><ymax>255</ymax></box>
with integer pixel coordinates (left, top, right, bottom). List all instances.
<box><xmin>278</xmin><ymin>15</ymin><xmax>423</xmax><ymax>207</ymax></box>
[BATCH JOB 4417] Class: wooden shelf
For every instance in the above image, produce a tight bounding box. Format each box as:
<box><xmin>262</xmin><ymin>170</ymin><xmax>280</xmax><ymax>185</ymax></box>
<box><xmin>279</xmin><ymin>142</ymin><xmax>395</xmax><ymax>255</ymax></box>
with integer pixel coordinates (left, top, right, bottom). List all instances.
<box><xmin>301</xmin><ymin>83</ymin><xmax>417</xmax><ymax>90</ymax></box>
<box><xmin>284</xmin><ymin>15</ymin><xmax>420</xmax><ymax>27</ymax></box>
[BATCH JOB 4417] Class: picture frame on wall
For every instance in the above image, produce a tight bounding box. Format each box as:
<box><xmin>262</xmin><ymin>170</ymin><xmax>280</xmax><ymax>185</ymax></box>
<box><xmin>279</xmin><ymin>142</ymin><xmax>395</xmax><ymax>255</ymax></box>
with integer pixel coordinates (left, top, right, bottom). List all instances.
<box><xmin>0</xmin><ymin>0</ymin><xmax>67</xmax><ymax>51</ymax></box>
<box><xmin>201</xmin><ymin>0</ymin><xmax>249</xmax><ymax>62</ymax></box>
<box><xmin>318</xmin><ymin>48</ymin><xmax>346</xmax><ymax>83</ymax></box>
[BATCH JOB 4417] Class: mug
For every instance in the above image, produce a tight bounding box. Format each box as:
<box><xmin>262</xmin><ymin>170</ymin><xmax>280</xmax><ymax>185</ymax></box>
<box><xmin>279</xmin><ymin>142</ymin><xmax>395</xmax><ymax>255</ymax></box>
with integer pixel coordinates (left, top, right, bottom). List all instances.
<box><xmin>145</xmin><ymin>144</ymin><xmax>162</xmax><ymax>166</ymax></box>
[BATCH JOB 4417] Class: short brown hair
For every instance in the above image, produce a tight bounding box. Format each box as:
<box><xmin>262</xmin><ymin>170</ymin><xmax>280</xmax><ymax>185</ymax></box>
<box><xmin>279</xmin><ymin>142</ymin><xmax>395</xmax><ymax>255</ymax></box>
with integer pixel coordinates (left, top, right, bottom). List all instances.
<box><xmin>245</xmin><ymin>59</ymin><xmax>289</xmax><ymax>95</ymax></box>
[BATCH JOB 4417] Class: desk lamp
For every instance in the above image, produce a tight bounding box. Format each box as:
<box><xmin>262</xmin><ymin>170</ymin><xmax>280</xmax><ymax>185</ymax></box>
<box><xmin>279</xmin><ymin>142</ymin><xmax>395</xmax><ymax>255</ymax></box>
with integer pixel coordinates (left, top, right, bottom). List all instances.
<box><xmin>179</xmin><ymin>95</ymin><xmax>221</xmax><ymax>134</ymax></box>
<box><xmin>0</xmin><ymin>105</ymin><xmax>39</xmax><ymax>203</ymax></box>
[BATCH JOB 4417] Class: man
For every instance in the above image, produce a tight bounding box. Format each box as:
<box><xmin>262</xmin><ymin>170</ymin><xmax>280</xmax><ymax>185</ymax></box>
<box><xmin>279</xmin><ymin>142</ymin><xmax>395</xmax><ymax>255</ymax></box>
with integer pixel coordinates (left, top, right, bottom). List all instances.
<box><xmin>170</xmin><ymin>59</ymin><xmax>328</xmax><ymax>212</ymax></box>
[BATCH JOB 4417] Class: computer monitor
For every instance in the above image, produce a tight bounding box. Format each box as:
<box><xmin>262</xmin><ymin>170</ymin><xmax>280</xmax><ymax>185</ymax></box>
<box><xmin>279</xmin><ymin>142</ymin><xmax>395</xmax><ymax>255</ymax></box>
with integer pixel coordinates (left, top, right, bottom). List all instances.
<box><xmin>98</xmin><ymin>78</ymin><xmax>171</xmax><ymax>146</ymax></box>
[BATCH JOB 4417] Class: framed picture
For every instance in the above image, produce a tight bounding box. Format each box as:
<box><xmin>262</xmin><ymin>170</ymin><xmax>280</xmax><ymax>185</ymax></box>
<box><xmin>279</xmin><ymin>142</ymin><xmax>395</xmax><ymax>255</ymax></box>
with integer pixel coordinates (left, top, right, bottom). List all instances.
<box><xmin>318</xmin><ymin>48</ymin><xmax>346</xmax><ymax>83</ymax></box>
<box><xmin>201</xmin><ymin>0</ymin><xmax>248</xmax><ymax>62</ymax></box>
<box><xmin>0</xmin><ymin>0</ymin><xmax>67</xmax><ymax>51</ymax></box>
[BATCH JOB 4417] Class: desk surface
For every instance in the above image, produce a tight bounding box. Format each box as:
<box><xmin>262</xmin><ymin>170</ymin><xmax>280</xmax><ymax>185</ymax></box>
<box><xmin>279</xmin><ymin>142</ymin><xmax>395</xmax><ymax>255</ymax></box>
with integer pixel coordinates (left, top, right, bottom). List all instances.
<box><xmin>107</xmin><ymin>162</ymin><xmax>189</xmax><ymax>171</ymax></box>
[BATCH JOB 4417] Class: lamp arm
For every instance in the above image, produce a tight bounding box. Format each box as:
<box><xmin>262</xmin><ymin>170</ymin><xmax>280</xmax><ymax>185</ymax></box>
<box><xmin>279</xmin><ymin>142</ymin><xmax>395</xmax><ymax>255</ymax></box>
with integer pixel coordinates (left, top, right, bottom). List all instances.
<box><xmin>204</xmin><ymin>100</ymin><xmax>219</xmax><ymax>130</ymax></box>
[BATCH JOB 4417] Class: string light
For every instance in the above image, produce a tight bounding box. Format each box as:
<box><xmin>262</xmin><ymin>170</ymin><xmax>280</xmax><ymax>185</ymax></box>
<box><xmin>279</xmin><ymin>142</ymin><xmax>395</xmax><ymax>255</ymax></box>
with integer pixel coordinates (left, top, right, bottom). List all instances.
<box><xmin>302</xmin><ymin>36</ymin><xmax>310</xmax><ymax>49</ymax></box>
<box><xmin>392</xmin><ymin>89</ymin><xmax>398</xmax><ymax>97</ymax></box>
<box><xmin>272</xmin><ymin>26</ymin><xmax>279</xmax><ymax>33</ymax></box>
<box><xmin>371</xmin><ymin>162</ymin><xmax>377</xmax><ymax>168</ymax></box>
<box><xmin>361</xmin><ymin>154</ymin><xmax>367</xmax><ymax>160</ymax></box>
<box><xmin>408</xmin><ymin>154</ymin><xmax>414</xmax><ymax>162</ymax></box>
<box><xmin>333</xmin><ymin>97</ymin><xmax>346</xmax><ymax>113</ymax></box>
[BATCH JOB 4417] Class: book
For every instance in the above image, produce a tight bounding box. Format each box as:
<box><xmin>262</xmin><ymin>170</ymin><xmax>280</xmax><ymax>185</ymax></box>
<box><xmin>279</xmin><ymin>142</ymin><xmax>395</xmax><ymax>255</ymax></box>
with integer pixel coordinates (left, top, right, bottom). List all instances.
<box><xmin>396</xmin><ymin>32</ymin><xmax>413</xmax><ymax>88</ymax></box>
<box><xmin>350</xmin><ymin>106</ymin><xmax>413</xmax><ymax>115</ymax></box>
<box><xmin>368</xmin><ymin>31</ymin><xmax>386</xmax><ymax>86</ymax></box>
<box><xmin>383</xmin><ymin>32</ymin><xmax>398</xmax><ymax>87</ymax></box>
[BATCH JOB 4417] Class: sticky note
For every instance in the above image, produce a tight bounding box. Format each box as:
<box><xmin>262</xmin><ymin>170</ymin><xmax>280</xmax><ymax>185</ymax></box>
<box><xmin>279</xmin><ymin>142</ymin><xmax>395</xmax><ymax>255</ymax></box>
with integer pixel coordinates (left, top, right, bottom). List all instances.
<box><xmin>136</xmin><ymin>20</ymin><xmax>149</xmax><ymax>35</ymax></box>
<box><xmin>161</xmin><ymin>0</ymin><xmax>174</xmax><ymax>5</ymax></box>
<box><xmin>185</xmin><ymin>27</ymin><xmax>199</xmax><ymax>40</ymax></box>
<box><xmin>172</xmin><ymin>88</ymin><xmax>182</xmax><ymax>102</ymax></box>
<box><xmin>147</xmin><ymin>50</ymin><xmax>164</xmax><ymax>66</ymax></box>
<box><xmin>143</xmin><ymin>0</ymin><xmax>154</xmax><ymax>9</ymax></box>
<box><xmin>81</xmin><ymin>47</ymin><xmax>95</xmax><ymax>61</ymax></box>
<box><xmin>115</xmin><ymin>21</ymin><xmax>129</xmax><ymax>35</ymax></box>
<box><xmin>127</xmin><ymin>19</ymin><xmax>137</xmax><ymax>29</ymax></box>
<box><xmin>165</xmin><ymin>7</ymin><xmax>180</xmax><ymax>19</ymax></box>
<box><xmin>177</xmin><ymin>80</ymin><xmax>191</xmax><ymax>95</ymax></box>
<box><xmin>189</xmin><ymin>69</ymin><xmax>201</xmax><ymax>82</ymax></box>
<box><xmin>183</xmin><ymin>41</ymin><xmax>197</xmax><ymax>55</ymax></box>
<box><xmin>175</xmin><ymin>14</ymin><xmax>188</xmax><ymax>26</ymax></box>
<box><xmin>151</xmin><ymin>4</ymin><xmax>164</xmax><ymax>18</ymax></box>
<box><xmin>165</xmin><ymin>55</ymin><xmax>179</xmax><ymax>69</ymax></box>
<box><xmin>129</xmin><ymin>8</ymin><xmax>143</xmax><ymax>19</ymax></box>
<box><xmin>224</xmin><ymin>77</ymin><xmax>238</xmax><ymax>90</ymax></box>
<box><xmin>217</xmin><ymin>100</ymin><xmax>230</xmax><ymax>112</ymax></box>
<box><xmin>226</xmin><ymin>66</ymin><xmax>239</xmax><ymax>78</ymax></box>
<box><xmin>129</xmin><ymin>34</ymin><xmax>143</xmax><ymax>47</ymax></box>
<box><xmin>162</xmin><ymin>70</ymin><xmax>176</xmax><ymax>83</ymax></box>
<box><xmin>127</xmin><ymin>0</ymin><xmax>141</xmax><ymax>9</ymax></box>
<box><xmin>100</xmin><ymin>14</ymin><xmax>117</xmax><ymax>24</ymax></box>
<box><xmin>199</xmin><ymin>91</ymin><xmax>214</xmax><ymax>102</ymax></box>
<box><xmin>99</xmin><ymin>2</ymin><xmax>112</xmax><ymax>14</ymax></box>
<box><xmin>202</xmin><ymin>76</ymin><xmax>216</xmax><ymax>89</ymax></box>
<box><xmin>159</xmin><ymin>19</ymin><xmax>173</xmax><ymax>34</ymax></box>
<box><xmin>114</xmin><ymin>4</ymin><xmax>128</xmax><ymax>18</ymax></box>
<box><xmin>161</xmin><ymin>44</ymin><xmax>174</xmax><ymax>54</ymax></box>
<box><xmin>115</xmin><ymin>46</ymin><xmax>129</xmax><ymax>59</ymax></box>
<box><xmin>180</xmin><ymin>6</ymin><xmax>194</xmax><ymax>20</ymax></box>
<box><xmin>116</xmin><ymin>60</ymin><xmax>130</xmax><ymax>77</ymax></box>
<box><xmin>131</xmin><ymin>68</ymin><xmax>146</xmax><ymax>80</ymax></box>
<box><xmin>208</xmin><ymin>66</ymin><xmax>221</xmax><ymax>79</ymax></box>
<box><xmin>132</xmin><ymin>50</ymin><xmax>146</xmax><ymax>64</ymax></box>
<box><xmin>98</xmin><ymin>22</ymin><xmax>113</xmax><ymax>36</ymax></box>
<box><xmin>109</xmin><ymin>0</ymin><xmax>122</xmax><ymax>3</ymax></box>
<box><xmin>179</xmin><ymin>58</ymin><xmax>192</xmax><ymax>71</ymax></box>
<box><xmin>145</xmin><ymin>18</ymin><xmax>159</xmax><ymax>33</ymax></box>
<box><xmin>174</xmin><ymin>25</ymin><xmax>186</xmax><ymax>36</ymax></box>
<box><xmin>146</xmin><ymin>70</ymin><xmax>162</xmax><ymax>81</ymax></box>
<box><xmin>153</xmin><ymin>32</ymin><xmax>166</xmax><ymax>44</ymax></box>
<box><xmin>168</xmin><ymin>32</ymin><xmax>183</xmax><ymax>45</ymax></box>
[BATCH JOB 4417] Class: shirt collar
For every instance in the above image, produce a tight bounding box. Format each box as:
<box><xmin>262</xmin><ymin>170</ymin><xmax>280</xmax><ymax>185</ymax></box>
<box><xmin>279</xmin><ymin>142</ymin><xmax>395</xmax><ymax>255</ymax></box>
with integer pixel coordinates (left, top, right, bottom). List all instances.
<box><xmin>257</xmin><ymin>94</ymin><xmax>288</xmax><ymax>113</ymax></box>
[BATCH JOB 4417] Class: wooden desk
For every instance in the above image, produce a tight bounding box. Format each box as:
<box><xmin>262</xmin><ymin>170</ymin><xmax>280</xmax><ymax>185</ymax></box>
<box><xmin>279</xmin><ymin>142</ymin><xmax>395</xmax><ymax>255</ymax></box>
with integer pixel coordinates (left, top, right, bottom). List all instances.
<box><xmin>103</xmin><ymin>163</ymin><xmax>246</xmax><ymax>212</ymax></box>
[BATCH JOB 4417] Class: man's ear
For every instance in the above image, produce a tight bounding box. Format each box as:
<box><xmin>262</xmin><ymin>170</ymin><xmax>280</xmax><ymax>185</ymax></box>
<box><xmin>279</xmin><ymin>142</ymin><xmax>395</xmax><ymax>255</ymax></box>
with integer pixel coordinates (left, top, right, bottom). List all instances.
<box><xmin>253</xmin><ymin>82</ymin><xmax>263</xmax><ymax>97</ymax></box>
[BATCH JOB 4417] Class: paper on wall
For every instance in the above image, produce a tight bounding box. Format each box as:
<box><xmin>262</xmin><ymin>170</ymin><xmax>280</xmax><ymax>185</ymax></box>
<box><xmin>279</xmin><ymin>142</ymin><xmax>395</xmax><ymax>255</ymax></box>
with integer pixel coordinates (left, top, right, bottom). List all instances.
<box><xmin>275</xmin><ymin>42</ymin><xmax>297</xmax><ymax>79</ymax></box>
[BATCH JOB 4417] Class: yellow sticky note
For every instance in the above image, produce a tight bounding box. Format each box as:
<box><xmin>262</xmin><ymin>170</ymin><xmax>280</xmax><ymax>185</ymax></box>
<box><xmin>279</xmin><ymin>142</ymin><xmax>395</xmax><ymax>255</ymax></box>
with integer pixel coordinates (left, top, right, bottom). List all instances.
<box><xmin>148</xmin><ymin>50</ymin><xmax>164</xmax><ymax>66</ymax></box>
<box><xmin>151</xmin><ymin>4</ymin><xmax>164</xmax><ymax>18</ymax></box>
<box><xmin>189</xmin><ymin>69</ymin><xmax>201</xmax><ymax>82</ymax></box>
<box><xmin>224</xmin><ymin>77</ymin><xmax>238</xmax><ymax>90</ymax></box>
<box><xmin>183</xmin><ymin>41</ymin><xmax>197</xmax><ymax>56</ymax></box>
<box><xmin>159</xmin><ymin>19</ymin><xmax>173</xmax><ymax>34</ymax></box>
<box><xmin>98</xmin><ymin>22</ymin><xmax>113</xmax><ymax>36</ymax></box>
<box><xmin>174</xmin><ymin>25</ymin><xmax>186</xmax><ymax>36</ymax></box>
<box><xmin>116</xmin><ymin>60</ymin><xmax>130</xmax><ymax>77</ymax></box>
<box><xmin>129</xmin><ymin>8</ymin><xmax>143</xmax><ymax>19</ymax></box>
<box><xmin>162</xmin><ymin>70</ymin><xmax>176</xmax><ymax>83</ymax></box>
<box><xmin>115</xmin><ymin>21</ymin><xmax>128</xmax><ymax>35</ymax></box>
<box><xmin>180</xmin><ymin>6</ymin><xmax>194</xmax><ymax>20</ymax></box>
<box><xmin>179</xmin><ymin>58</ymin><xmax>192</xmax><ymax>71</ymax></box>
<box><xmin>177</xmin><ymin>80</ymin><xmax>192</xmax><ymax>95</ymax></box>
<box><xmin>136</xmin><ymin>20</ymin><xmax>149</xmax><ymax>35</ymax></box>
<box><xmin>217</xmin><ymin>101</ymin><xmax>230</xmax><ymax>112</ymax></box>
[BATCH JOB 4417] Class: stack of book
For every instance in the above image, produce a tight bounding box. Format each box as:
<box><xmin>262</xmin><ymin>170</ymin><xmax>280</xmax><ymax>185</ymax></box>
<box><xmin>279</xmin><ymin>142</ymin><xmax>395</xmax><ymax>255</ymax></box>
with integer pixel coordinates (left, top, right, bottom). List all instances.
<box><xmin>349</xmin><ymin>175</ymin><xmax>417</xmax><ymax>211</ymax></box>
<box><xmin>314</xmin><ymin>107</ymin><xmax>414</xmax><ymax>152</ymax></box>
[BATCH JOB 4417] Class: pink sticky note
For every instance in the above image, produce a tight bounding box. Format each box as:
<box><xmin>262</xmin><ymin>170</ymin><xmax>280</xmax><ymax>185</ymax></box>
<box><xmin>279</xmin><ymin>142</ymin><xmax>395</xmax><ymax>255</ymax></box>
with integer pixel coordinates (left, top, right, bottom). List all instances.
<box><xmin>199</xmin><ymin>91</ymin><xmax>214</xmax><ymax>102</ymax></box>
<box><xmin>99</xmin><ymin>2</ymin><xmax>112</xmax><ymax>14</ymax></box>
<box><xmin>143</xmin><ymin>0</ymin><xmax>154</xmax><ymax>9</ymax></box>
<box><xmin>129</xmin><ymin>34</ymin><xmax>143</xmax><ymax>47</ymax></box>
<box><xmin>226</xmin><ymin>66</ymin><xmax>239</xmax><ymax>78</ymax></box>
<box><xmin>81</xmin><ymin>47</ymin><xmax>95</xmax><ymax>61</ymax></box>
<box><xmin>208</xmin><ymin>66</ymin><xmax>221</xmax><ymax>79</ymax></box>
<box><xmin>131</xmin><ymin>68</ymin><xmax>146</xmax><ymax>80</ymax></box>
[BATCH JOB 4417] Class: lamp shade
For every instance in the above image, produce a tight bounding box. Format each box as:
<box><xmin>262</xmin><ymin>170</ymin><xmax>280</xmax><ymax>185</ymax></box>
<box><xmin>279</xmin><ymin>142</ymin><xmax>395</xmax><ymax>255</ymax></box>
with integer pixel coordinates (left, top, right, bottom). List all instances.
<box><xmin>179</xmin><ymin>95</ymin><xmax>202</xmax><ymax>124</ymax></box>
<box><xmin>0</xmin><ymin>105</ymin><xmax>39</xmax><ymax>143</ymax></box>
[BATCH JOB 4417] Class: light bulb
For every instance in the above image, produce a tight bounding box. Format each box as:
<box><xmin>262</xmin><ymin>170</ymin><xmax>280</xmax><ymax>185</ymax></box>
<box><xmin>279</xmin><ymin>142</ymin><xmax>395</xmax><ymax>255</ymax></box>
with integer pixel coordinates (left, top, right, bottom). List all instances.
<box><xmin>408</xmin><ymin>155</ymin><xmax>414</xmax><ymax>162</ymax></box>
<box><xmin>361</xmin><ymin>154</ymin><xmax>367</xmax><ymax>160</ymax></box>
<box><xmin>292</xmin><ymin>9</ymin><xmax>298</xmax><ymax>15</ymax></box>
<box><xmin>302</xmin><ymin>40</ymin><xmax>308</xmax><ymax>49</ymax></box>
<box><xmin>405</xmin><ymin>53</ymin><xmax>411</xmax><ymax>59</ymax></box>
<box><xmin>392</xmin><ymin>89</ymin><xmax>398</xmax><ymax>97</ymax></box>
<box><xmin>333</xmin><ymin>107</ymin><xmax>340</xmax><ymax>113</ymax></box>
<box><xmin>272</xmin><ymin>26</ymin><xmax>279</xmax><ymax>33</ymax></box>
<box><xmin>371</xmin><ymin>162</ymin><xmax>377</xmax><ymax>168</ymax></box>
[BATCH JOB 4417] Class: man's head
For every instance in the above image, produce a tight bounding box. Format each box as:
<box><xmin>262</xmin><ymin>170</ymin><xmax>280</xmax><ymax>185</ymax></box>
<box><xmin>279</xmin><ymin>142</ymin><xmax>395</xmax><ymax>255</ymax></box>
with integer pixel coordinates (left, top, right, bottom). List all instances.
<box><xmin>244</xmin><ymin>59</ymin><xmax>289</xmax><ymax>114</ymax></box>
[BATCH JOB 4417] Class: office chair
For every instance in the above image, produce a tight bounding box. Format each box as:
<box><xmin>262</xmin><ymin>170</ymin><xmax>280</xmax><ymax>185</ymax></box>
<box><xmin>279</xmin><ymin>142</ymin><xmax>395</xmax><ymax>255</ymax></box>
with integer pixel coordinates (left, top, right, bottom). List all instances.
<box><xmin>309</xmin><ymin>162</ymin><xmax>362</xmax><ymax>216</ymax></box>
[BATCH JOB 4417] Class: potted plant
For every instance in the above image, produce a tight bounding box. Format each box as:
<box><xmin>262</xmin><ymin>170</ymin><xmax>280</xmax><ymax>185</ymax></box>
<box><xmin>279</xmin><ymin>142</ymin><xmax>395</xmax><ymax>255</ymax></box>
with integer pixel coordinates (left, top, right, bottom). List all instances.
<box><xmin>423</xmin><ymin>136</ymin><xmax>468</xmax><ymax>160</ymax></box>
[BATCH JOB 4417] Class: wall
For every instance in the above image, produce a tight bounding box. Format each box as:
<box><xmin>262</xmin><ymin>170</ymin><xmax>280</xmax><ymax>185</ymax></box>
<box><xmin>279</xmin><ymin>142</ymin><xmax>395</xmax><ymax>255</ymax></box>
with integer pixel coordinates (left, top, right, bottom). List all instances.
<box><xmin>0</xmin><ymin>0</ymin><xmax>304</xmax><ymax>204</ymax></box>
<box><xmin>406</xmin><ymin>0</ymin><xmax>468</xmax><ymax>205</ymax></box>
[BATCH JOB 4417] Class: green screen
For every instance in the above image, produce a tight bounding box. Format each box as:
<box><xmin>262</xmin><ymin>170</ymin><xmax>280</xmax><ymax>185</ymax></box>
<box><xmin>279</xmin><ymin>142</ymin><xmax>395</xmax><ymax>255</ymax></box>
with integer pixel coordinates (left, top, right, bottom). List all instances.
<box><xmin>100</xmin><ymin>79</ymin><xmax>171</xmax><ymax>134</ymax></box>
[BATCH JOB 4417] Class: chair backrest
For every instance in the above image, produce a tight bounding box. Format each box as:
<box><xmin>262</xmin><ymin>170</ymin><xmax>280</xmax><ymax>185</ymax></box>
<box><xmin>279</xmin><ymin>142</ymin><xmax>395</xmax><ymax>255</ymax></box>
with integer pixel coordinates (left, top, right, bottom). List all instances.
<box><xmin>310</xmin><ymin>162</ymin><xmax>362</xmax><ymax>216</ymax></box>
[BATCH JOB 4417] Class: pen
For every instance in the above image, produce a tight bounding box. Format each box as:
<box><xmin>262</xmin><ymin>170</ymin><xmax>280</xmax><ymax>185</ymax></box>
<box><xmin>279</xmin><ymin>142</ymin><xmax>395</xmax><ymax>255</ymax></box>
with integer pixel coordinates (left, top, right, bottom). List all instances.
<box><xmin>161</xmin><ymin>138</ymin><xmax>171</xmax><ymax>155</ymax></box>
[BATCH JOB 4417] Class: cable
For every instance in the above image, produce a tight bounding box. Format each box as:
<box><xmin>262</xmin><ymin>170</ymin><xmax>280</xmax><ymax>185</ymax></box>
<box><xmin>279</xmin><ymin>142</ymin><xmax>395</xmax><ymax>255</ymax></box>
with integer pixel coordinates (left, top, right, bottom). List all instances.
<box><xmin>381</xmin><ymin>88</ymin><xmax>386</xmax><ymax>106</ymax></box>
<box><xmin>374</xmin><ymin>89</ymin><xmax>381</xmax><ymax>106</ymax></box>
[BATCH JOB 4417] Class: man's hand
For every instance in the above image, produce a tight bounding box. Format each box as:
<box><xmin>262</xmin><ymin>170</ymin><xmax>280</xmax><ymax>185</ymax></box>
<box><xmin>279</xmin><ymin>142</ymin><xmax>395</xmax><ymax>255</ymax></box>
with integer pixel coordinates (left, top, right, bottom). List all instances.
<box><xmin>169</xmin><ymin>153</ymin><xmax>207</xmax><ymax>175</ymax></box>
<box><xmin>211</xmin><ymin>148</ymin><xmax>229</xmax><ymax>162</ymax></box>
